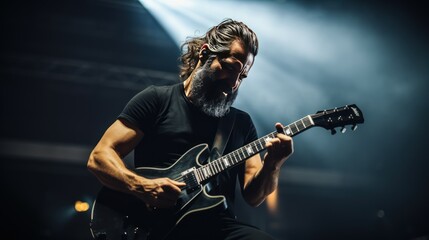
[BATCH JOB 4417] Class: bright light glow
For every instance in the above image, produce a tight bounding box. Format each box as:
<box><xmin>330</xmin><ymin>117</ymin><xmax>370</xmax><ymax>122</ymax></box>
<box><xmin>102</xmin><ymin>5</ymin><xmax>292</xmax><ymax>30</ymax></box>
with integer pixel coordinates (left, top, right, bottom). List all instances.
<box><xmin>138</xmin><ymin>0</ymin><xmax>382</xmax><ymax>121</ymax></box>
<box><xmin>74</xmin><ymin>200</ymin><xmax>90</xmax><ymax>212</ymax></box>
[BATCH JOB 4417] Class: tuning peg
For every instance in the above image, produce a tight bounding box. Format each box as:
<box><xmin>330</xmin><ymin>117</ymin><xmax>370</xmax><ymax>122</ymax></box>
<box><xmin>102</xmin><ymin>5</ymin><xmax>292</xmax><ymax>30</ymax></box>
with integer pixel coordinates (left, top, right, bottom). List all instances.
<box><xmin>352</xmin><ymin>124</ymin><xmax>358</xmax><ymax>131</ymax></box>
<box><xmin>341</xmin><ymin>127</ymin><xmax>346</xmax><ymax>133</ymax></box>
<box><xmin>331</xmin><ymin>129</ymin><xmax>337</xmax><ymax>135</ymax></box>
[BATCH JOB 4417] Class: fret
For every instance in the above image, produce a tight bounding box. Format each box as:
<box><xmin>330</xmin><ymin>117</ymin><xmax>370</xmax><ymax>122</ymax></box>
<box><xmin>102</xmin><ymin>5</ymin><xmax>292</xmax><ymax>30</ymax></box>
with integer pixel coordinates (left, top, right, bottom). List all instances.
<box><xmin>202</xmin><ymin>167</ymin><xmax>207</xmax><ymax>178</ymax></box>
<box><xmin>300</xmin><ymin>118</ymin><xmax>306</xmax><ymax>128</ymax></box>
<box><xmin>293</xmin><ymin>121</ymin><xmax>300</xmax><ymax>132</ymax></box>
<box><xmin>250</xmin><ymin>141</ymin><xmax>257</xmax><ymax>152</ymax></box>
<box><xmin>289</xmin><ymin>123</ymin><xmax>298</xmax><ymax>134</ymax></box>
<box><xmin>202</xmin><ymin>168</ymin><xmax>207</xmax><ymax>180</ymax></box>
<box><xmin>202</xmin><ymin>166</ymin><xmax>207</xmax><ymax>178</ymax></box>
<box><xmin>258</xmin><ymin>138</ymin><xmax>265</xmax><ymax>149</ymax></box>
<box><xmin>233</xmin><ymin>151</ymin><xmax>239</xmax><ymax>163</ymax></box>
<box><xmin>207</xmin><ymin>165</ymin><xmax>212</xmax><ymax>177</ymax></box>
<box><xmin>206</xmin><ymin>165</ymin><xmax>211</xmax><ymax>176</ymax></box>
<box><xmin>195</xmin><ymin>168</ymin><xmax>200</xmax><ymax>182</ymax></box>
<box><xmin>263</xmin><ymin>136</ymin><xmax>272</xmax><ymax>145</ymax></box>
<box><xmin>240</xmin><ymin>147</ymin><xmax>246</xmax><ymax>160</ymax></box>
<box><xmin>197</xmin><ymin>168</ymin><xmax>203</xmax><ymax>181</ymax></box>
<box><xmin>207</xmin><ymin>166</ymin><xmax>212</xmax><ymax>177</ymax></box>
<box><xmin>284</xmin><ymin>126</ymin><xmax>292</xmax><ymax>136</ymax></box>
<box><xmin>304</xmin><ymin>116</ymin><xmax>314</xmax><ymax>127</ymax></box>
<box><xmin>222</xmin><ymin>157</ymin><xmax>229</xmax><ymax>168</ymax></box>
<box><xmin>237</xmin><ymin>150</ymin><xmax>242</xmax><ymax>162</ymax></box>
<box><xmin>253</xmin><ymin>140</ymin><xmax>258</xmax><ymax>150</ymax></box>
<box><xmin>220</xmin><ymin>159</ymin><xmax>226</xmax><ymax>170</ymax></box>
<box><xmin>230</xmin><ymin>151</ymin><xmax>236</xmax><ymax>166</ymax></box>
<box><xmin>215</xmin><ymin>160</ymin><xmax>221</xmax><ymax>172</ymax></box>
<box><xmin>229</xmin><ymin>154</ymin><xmax>235</xmax><ymax>165</ymax></box>
<box><xmin>252</xmin><ymin>142</ymin><xmax>259</xmax><ymax>153</ymax></box>
<box><xmin>230</xmin><ymin>154</ymin><xmax>236</xmax><ymax>165</ymax></box>
<box><xmin>296</xmin><ymin>121</ymin><xmax>304</xmax><ymax>131</ymax></box>
<box><xmin>224</xmin><ymin>155</ymin><xmax>231</xmax><ymax>167</ymax></box>
<box><xmin>234</xmin><ymin>150</ymin><xmax>240</xmax><ymax>162</ymax></box>
<box><xmin>200</xmin><ymin>168</ymin><xmax>206</xmax><ymax>180</ymax></box>
<box><xmin>211</xmin><ymin>162</ymin><xmax>217</xmax><ymax>174</ymax></box>
<box><xmin>211</xmin><ymin>162</ymin><xmax>216</xmax><ymax>174</ymax></box>
<box><xmin>216</xmin><ymin>160</ymin><xmax>221</xmax><ymax>171</ymax></box>
<box><xmin>216</xmin><ymin>159</ymin><xmax>222</xmax><ymax>172</ymax></box>
<box><xmin>255</xmin><ymin>139</ymin><xmax>261</xmax><ymax>150</ymax></box>
<box><xmin>241</xmin><ymin>147</ymin><xmax>247</xmax><ymax>159</ymax></box>
<box><xmin>227</xmin><ymin>153</ymin><xmax>233</xmax><ymax>164</ymax></box>
<box><xmin>246</xmin><ymin>145</ymin><xmax>254</xmax><ymax>155</ymax></box>
<box><xmin>212</xmin><ymin>164</ymin><xmax>216</xmax><ymax>175</ymax></box>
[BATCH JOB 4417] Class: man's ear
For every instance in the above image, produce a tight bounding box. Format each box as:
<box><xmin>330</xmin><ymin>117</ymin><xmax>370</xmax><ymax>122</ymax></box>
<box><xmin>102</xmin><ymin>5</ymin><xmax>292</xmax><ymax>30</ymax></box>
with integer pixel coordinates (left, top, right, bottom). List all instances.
<box><xmin>199</xmin><ymin>44</ymin><xmax>211</xmax><ymax>60</ymax></box>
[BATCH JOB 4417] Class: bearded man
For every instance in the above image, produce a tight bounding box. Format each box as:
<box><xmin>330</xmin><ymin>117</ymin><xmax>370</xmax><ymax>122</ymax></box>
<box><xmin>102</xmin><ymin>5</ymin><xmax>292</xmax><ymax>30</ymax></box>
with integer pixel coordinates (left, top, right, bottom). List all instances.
<box><xmin>87</xmin><ymin>19</ymin><xmax>293</xmax><ymax>240</ymax></box>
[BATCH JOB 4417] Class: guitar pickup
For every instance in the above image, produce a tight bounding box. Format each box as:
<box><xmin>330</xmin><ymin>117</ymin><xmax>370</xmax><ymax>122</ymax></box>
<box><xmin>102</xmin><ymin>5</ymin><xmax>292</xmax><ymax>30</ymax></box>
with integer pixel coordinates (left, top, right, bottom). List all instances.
<box><xmin>181</xmin><ymin>168</ymin><xmax>200</xmax><ymax>191</ymax></box>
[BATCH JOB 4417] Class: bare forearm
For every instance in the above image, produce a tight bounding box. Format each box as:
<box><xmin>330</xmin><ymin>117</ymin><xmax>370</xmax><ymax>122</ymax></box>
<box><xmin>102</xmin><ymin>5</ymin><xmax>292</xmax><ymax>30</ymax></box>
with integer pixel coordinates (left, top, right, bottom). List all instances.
<box><xmin>87</xmin><ymin>148</ymin><xmax>141</xmax><ymax>194</ymax></box>
<box><xmin>243</xmin><ymin>164</ymin><xmax>281</xmax><ymax>207</ymax></box>
<box><xmin>243</xmin><ymin>124</ymin><xmax>293</xmax><ymax>206</ymax></box>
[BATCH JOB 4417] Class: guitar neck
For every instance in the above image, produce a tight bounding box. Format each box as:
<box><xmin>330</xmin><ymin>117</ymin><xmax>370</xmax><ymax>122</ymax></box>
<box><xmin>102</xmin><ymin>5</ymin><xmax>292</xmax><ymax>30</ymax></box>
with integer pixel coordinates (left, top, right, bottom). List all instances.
<box><xmin>196</xmin><ymin>115</ymin><xmax>315</xmax><ymax>182</ymax></box>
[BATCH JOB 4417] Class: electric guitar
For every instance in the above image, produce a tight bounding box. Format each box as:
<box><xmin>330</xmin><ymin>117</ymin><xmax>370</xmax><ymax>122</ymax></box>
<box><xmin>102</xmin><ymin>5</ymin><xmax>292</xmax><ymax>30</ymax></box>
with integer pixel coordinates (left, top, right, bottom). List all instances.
<box><xmin>90</xmin><ymin>104</ymin><xmax>364</xmax><ymax>240</ymax></box>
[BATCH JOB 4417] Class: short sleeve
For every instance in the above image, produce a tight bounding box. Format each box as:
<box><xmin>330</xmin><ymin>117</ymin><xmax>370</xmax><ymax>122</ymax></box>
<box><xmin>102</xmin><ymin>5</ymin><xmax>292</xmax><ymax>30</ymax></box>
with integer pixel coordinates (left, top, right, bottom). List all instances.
<box><xmin>118</xmin><ymin>85</ymin><xmax>159</xmax><ymax>133</ymax></box>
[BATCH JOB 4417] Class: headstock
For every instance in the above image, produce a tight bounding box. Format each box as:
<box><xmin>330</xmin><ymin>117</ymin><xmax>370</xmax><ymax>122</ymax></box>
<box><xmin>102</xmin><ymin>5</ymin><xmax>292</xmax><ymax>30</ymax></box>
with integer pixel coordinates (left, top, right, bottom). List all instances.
<box><xmin>311</xmin><ymin>104</ymin><xmax>364</xmax><ymax>134</ymax></box>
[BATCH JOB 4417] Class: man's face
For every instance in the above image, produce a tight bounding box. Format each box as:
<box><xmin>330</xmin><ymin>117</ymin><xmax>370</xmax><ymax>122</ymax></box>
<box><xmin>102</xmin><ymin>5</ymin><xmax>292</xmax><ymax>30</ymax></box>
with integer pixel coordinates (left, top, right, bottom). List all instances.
<box><xmin>189</xmin><ymin>40</ymin><xmax>254</xmax><ymax>117</ymax></box>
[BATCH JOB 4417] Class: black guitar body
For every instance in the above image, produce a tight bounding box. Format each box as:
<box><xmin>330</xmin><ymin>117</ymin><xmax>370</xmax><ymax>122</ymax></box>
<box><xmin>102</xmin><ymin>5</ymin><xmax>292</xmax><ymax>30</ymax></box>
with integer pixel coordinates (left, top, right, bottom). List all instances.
<box><xmin>90</xmin><ymin>144</ymin><xmax>227</xmax><ymax>240</ymax></box>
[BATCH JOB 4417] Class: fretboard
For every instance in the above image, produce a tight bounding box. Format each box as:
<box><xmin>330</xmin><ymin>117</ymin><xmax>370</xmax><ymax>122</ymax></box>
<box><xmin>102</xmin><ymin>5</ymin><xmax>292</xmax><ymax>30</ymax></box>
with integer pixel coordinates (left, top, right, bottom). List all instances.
<box><xmin>195</xmin><ymin>115</ymin><xmax>315</xmax><ymax>182</ymax></box>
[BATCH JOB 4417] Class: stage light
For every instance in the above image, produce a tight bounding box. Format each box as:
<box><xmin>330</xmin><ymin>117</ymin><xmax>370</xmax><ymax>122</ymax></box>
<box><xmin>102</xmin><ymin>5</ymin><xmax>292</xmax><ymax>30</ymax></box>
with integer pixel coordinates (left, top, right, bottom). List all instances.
<box><xmin>74</xmin><ymin>200</ymin><xmax>90</xmax><ymax>212</ymax></box>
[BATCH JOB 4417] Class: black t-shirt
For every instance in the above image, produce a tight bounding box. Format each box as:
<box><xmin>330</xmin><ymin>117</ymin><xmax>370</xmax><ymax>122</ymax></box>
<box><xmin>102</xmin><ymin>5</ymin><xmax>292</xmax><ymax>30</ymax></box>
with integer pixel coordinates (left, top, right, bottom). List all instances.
<box><xmin>118</xmin><ymin>82</ymin><xmax>258</xmax><ymax>214</ymax></box>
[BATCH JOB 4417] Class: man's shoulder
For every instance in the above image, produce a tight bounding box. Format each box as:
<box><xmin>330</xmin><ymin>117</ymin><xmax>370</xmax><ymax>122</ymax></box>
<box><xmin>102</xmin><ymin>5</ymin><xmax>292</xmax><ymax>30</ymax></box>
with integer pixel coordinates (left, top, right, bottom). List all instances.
<box><xmin>230</xmin><ymin>107</ymin><xmax>252</xmax><ymax>121</ymax></box>
<box><xmin>133</xmin><ymin>82</ymin><xmax>182</xmax><ymax>100</ymax></box>
<box><xmin>141</xmin><ymin>82</ymin><xmax>182</xmax><ymax>93</ymax></box>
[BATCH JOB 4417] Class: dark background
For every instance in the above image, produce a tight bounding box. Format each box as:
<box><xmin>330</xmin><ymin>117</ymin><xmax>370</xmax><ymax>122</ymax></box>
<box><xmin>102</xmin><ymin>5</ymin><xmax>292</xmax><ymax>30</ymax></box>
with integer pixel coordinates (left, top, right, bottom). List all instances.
<box><xmin>1</xmin><ymin>0</ymin><xmax>428</xmax><ymax>239</ymax></box>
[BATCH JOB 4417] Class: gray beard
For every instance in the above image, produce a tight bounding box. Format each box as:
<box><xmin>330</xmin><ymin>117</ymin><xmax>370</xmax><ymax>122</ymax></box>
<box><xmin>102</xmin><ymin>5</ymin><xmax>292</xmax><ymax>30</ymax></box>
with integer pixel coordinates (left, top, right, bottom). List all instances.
<box><xmin>188</xmin><ymin>56</ymin><xmax>238</xmax><ymax>117</ymax></box>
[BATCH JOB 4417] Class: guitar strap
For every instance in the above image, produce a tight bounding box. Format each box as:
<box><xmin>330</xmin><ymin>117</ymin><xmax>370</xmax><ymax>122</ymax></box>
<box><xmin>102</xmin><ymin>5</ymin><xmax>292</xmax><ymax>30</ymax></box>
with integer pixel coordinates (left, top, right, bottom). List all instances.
<box><xmin>207</xmin><ymin>108</ymin><xmax>236</xmax><ymax>192</ymax></box>
<box><xmin>211</xmin><ymin>108</ymin><xmax>236</xmax><ymax>163</ymax></box>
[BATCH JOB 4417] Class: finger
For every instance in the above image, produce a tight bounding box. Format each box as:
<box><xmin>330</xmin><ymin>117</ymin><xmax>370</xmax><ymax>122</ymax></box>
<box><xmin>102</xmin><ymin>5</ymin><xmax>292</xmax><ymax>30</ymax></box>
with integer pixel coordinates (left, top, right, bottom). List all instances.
<box><xmin>276</xmin><ymin>134</ymin><xmax>292</xmax><ymax>142</ymax></box>
<box><xmin>269</xmin><ymin>137</ymin><xmax>281</xmax><ymax>145</ymax></box>
<box><xmin>170</xmin><ymin>179</ymin><xmax>186</xmax><ymax>187</ymax></box>
<box><xmin>164</xmin><ymin>180</ymin><xmax>184</xmax><ymax>194</ymax></box>
<box><xmin>275</xmin><ymin>122</ymin><xmax>285</xmax><ymax>135</ymax></box>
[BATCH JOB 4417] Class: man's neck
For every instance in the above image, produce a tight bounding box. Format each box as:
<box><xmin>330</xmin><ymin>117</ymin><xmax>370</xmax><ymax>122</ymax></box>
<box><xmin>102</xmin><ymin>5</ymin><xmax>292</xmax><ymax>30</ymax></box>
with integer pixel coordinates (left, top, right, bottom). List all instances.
<box><xmin>183</xmin><ymin>77</ymin><xmax>192</xmax><ymax>98</ymax></box>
